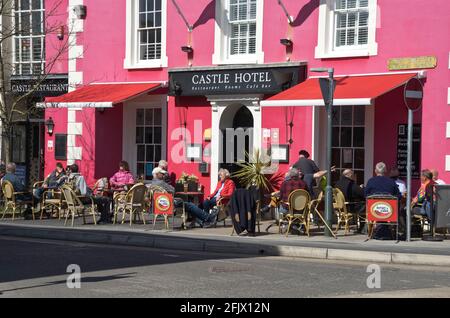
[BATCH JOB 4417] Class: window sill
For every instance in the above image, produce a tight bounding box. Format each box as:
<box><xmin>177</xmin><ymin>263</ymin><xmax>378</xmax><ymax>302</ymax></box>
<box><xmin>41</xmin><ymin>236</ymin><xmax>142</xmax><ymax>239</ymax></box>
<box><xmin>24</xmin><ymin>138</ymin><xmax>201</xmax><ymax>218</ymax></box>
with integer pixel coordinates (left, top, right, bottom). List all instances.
<box><xmin>212</xmin><ymin>52</ymin><xmax>264</xmax><ymax>66</ymax></box>
<box><xmin>315</xmin><ymin>47</ymin><xmax>378</xmax><ymax>59</ymax></box>
<box><xmin>123</xmin><ymin>57</ymin><xmax>168</xmax><ymax>69</ymax></box>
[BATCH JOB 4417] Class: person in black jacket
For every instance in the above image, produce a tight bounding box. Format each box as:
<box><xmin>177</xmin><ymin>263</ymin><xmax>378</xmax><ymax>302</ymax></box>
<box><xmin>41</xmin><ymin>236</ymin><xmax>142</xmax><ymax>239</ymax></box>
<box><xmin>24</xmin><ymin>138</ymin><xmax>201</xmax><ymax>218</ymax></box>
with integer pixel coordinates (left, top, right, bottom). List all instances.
<box><xmin>335</xmin><ymin>169</ymin><xmax>366</xmax><ymax>232</ymax></box>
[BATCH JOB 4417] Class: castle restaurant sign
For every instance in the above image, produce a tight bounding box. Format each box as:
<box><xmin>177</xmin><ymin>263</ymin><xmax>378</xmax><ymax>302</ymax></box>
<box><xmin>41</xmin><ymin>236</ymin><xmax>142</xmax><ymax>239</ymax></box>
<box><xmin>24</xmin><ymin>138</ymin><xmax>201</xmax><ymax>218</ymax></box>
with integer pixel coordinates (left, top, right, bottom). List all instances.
<box><xmin>169</xmin><ymin>64</ymin><xmax>305</xmax><ymax>96</ymax></box>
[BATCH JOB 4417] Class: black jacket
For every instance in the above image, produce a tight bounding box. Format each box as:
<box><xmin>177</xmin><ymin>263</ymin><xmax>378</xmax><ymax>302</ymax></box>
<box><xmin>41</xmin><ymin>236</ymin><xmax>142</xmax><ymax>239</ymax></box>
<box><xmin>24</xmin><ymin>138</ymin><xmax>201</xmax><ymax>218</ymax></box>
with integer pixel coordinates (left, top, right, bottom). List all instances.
<box><xmin>229</xmin><ymin>187</ymin><xmax>259</xmax><ymax>234</ymax></box>
<box><xmin>335</xmin><ymin>176</ymin><xmax>365</xmax><ymax>202</ymax></box>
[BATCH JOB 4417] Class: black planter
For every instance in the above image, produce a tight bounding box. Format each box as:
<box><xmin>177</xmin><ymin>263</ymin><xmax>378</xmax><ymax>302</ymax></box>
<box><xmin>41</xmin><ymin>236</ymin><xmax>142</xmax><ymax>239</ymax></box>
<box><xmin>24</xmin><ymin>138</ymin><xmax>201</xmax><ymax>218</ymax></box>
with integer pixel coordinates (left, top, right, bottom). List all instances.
<box><xmin>175</xmin><ymin>183</ymin><xmax>185</xmax><ymax>193</ymax></box>
<box><xmin>188</xmin><ymin>181</ymin><xmax>199</xmax><ymax>192</ymax></box>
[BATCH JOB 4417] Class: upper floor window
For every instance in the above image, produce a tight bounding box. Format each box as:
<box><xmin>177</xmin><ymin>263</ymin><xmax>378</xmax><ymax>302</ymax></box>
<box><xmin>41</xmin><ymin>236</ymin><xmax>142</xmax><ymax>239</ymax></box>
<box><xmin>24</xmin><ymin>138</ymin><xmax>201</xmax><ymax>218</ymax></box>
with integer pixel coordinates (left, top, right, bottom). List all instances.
<box><xmin>125</xmin><ymin>0</ymin><xmax>168</xmax><ymax>69</ymax></box>
<box><xmin>13</xmin><ymin>0</ymin><xmax>45</xmax><ymax>75</ymax></box>
<box><xmin>315</xmin><ymin>0</ymin><xmax>377</xmax><ymax>59</ymax></box>
<box><xmin>213</xmin><ymin>0</ymin><xmax>264</xmax><ymax>65</ymax></box>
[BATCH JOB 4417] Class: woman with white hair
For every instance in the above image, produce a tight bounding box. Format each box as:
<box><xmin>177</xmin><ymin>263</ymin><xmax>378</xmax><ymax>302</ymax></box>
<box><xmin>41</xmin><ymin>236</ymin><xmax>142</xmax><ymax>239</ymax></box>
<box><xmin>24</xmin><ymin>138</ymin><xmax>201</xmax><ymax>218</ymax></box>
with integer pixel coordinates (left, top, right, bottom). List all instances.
<box><xmin>184</xmin><ymin>168</ymin><xmax>235</xmax><ymax>227</ymax></box>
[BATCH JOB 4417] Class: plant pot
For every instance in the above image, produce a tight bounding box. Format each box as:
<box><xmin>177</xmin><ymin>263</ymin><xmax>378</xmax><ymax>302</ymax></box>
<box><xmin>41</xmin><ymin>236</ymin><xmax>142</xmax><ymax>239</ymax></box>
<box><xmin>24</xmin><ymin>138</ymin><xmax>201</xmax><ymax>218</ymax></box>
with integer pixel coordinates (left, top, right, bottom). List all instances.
<box><xmin>188</xmin><ymin>181</ymin><xmax>198</xmax><ymax>192</ymax></box>
<box><xmin>175</xmin><ymin>183</ymin><xmax>185</xmax><ymax>193</ymax></box>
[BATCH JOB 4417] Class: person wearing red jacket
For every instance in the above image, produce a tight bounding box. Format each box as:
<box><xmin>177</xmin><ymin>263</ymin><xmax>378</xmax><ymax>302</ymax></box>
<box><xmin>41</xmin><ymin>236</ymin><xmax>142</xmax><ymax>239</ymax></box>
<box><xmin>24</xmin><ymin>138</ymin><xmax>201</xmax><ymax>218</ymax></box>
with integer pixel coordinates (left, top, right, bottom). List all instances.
<box><xmin>184</xmin><ymin>168</ymin><xmax>235</xmax><ymax>227</ymax></box>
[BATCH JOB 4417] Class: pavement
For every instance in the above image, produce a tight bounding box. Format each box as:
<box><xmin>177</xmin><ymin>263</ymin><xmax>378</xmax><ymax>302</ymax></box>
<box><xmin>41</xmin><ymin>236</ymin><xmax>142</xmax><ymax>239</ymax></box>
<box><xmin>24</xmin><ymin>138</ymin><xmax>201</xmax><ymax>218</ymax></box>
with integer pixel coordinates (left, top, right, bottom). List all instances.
<box><xmin>1</xmin><ymin>236</ymin><xmax>450</xmax><ymax>298</ymax></box>
<box><xmin>0</xmin><ymin>216</ymin><xmax>450</xmax><ymax>267</ymax></box>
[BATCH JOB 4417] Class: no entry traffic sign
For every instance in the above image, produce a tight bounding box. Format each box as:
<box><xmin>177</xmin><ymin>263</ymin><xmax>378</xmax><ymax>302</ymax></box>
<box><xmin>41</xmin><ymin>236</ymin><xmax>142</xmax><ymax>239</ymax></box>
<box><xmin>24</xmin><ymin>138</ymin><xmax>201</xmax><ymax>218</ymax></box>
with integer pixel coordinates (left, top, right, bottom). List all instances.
<box><xmin>404</xmin><ymin>77</ymin><xmax>423</xmax><ymax>111</ymax></box>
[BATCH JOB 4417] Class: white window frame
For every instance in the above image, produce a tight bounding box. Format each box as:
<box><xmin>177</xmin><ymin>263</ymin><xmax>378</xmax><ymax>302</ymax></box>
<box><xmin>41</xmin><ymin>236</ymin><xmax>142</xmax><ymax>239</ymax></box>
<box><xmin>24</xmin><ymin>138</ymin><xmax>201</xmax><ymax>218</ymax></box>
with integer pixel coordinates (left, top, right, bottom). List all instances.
<box><xmin>12</xmin><ymin>0</ymin><xmax>46</xmax><ymax>75</ymax></box>
<box><xmin>315</xmin><ymin>0</ymin><xmax>378</xmax><ymax>59</ymax></box>
<box><xmin>124</xmin><ymin>0</ymin><xmax>168</xmax><ymax>69</ymax></box>
<box><xmin>122</xmin><ymin>95</ymin><xmax>168</xmax><ymax>178</ymax></box>
<box><xmin>213</xmin><ymin>0</ymin><xmax>264</xmax><ymax>65</ymax></box>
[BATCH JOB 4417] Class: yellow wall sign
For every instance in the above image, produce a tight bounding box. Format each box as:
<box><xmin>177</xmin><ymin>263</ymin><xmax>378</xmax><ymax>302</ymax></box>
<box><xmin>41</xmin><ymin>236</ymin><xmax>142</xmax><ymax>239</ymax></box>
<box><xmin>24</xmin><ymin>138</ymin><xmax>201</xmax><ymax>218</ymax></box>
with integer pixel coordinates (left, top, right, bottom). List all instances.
<box><xmin>388</xmin><ymin>56</ymin><xmax>437</xmax><ymax>70</ymax></box>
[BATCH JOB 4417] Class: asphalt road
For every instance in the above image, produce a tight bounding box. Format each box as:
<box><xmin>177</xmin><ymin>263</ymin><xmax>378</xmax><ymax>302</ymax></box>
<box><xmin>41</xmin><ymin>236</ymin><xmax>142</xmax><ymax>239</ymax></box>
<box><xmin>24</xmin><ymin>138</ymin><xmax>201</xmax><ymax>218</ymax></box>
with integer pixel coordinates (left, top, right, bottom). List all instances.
<box><xmin>0</xmin><ymin>236</ymin><xmax>449</xmax><ymax>298</ymax></box>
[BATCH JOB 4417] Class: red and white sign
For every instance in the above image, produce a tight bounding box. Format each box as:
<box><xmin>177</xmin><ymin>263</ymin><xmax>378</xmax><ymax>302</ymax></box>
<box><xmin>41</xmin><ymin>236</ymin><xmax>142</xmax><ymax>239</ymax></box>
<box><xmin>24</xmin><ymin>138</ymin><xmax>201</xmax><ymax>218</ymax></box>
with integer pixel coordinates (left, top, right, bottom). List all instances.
<box><xmin>153</xmin><ymin>193</ymin><xmax>174</xmax><ymax>215</ymax></box>
<box><xmin>366</xmin><ymin>198</ymin><xmax>398</xmax><ymax>223</ymax></box>
<box><xmin>404</xmin><ymin>77</ymin><xmax>423</xmax><ymax>111</ymax></box>
<box><xmin>47</xmin><ymin>140</ymin><xmax>54</xmax><ymax>152</ymax></box>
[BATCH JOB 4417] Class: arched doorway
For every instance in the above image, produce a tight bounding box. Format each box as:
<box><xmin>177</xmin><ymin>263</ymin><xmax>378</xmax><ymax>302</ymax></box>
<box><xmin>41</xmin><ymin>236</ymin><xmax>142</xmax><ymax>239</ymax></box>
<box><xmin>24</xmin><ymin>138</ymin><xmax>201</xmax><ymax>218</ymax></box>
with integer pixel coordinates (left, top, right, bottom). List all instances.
<box><xmin>219</xmin><ymin>105</ymin><xmax>254</xmax><ymax>187</ymax></box>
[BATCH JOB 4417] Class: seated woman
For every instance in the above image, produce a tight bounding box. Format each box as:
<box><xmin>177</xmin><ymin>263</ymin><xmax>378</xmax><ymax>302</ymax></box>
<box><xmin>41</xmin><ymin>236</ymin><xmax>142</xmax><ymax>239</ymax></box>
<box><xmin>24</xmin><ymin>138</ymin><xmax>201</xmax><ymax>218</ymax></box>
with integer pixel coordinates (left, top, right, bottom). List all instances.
<box><xmin>411</xmin><ymin>169</ymin><xmax>435</xmax><ymax>220</ymax></box>
<box><xmin>184</xmin><ymin>168</ymin><xmax>235</xmax><ymax>228</ymax></box>
<box><xmin>110</xmin><ymin>161</ymin><xmax>135</xmax><ymax>191</ymax></box>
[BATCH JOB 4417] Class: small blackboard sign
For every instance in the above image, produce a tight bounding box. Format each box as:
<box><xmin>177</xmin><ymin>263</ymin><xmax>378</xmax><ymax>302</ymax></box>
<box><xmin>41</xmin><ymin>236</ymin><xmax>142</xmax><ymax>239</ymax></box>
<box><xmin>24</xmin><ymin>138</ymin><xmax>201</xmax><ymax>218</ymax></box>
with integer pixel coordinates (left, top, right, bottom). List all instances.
<box><xmin>15</xmin><ymin>164</ymin><xmax>27</xmax><ymax>186</ymax></box>
<box><xmin>396</xmin><ymin>124</ymin><xmax>421</xmax><ymax>178</ymax></box>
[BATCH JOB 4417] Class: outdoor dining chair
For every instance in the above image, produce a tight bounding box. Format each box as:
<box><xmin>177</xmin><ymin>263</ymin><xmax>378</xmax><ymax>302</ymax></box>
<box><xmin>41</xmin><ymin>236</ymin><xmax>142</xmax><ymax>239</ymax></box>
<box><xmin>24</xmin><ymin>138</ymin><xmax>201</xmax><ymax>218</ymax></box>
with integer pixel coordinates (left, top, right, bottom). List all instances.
<box><xmin>333</xmin><ymin>188</ymin><xmax>355</xmax><ymax>235</ymax></box>
<box><xmin>1</xmin><ymin>180</ymin><xmax>34</xmax><ymax>221</ymax></box>
<box><xmin>119</xmin><ymin>183</ymin><xmax>147</xmax><ymax>227</ymax></box>
<box><xmin>280</xmin><ymin>189</ymin><xmax>311</xmax><ymax>237</ymax></box>
<box><xmin>61</xmin><ymin>185</ymin><xmax>97</xmax><ymax>227</ymax></box>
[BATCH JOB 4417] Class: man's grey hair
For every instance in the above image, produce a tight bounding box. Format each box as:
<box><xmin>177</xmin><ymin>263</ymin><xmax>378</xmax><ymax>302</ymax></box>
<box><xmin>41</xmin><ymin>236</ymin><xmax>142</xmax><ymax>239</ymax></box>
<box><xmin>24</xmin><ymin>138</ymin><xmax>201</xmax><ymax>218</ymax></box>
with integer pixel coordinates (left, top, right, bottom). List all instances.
<box><xmin>287</xmin><ymin>168</ymin><xmax>300</xmax><ymax>179</ymax></box>
<box><xmin>375</xmin><ymin>162</ymin><xmax>387</xmax><ymax>176</ymax></box>
<box><xmin>218</xmin><ymin>168</ymin><xmax>231</xmax><ymax>178</ymax></box>
<box><xmin>158</xmin><ymin>160</ymin><xmax>168</xmax><ymax>168</ymax></box>
<box><xmin>6</xmin><ymin>162</ymin><xmax>16</xmax><ymax>173</ymax></box>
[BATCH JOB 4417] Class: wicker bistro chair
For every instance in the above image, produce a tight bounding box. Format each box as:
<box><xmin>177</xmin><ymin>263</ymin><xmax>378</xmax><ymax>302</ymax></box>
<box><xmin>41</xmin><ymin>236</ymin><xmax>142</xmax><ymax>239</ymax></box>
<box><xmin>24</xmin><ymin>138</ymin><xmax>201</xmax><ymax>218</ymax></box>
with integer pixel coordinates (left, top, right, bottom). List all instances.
<box><xmin>39</xmin><ymin>187</ymin><xmax>64</xmax><ymax>220</ymax></box>
<box><xmin>333</xmin><ymin>188</ymin><xmax>356</xmax><ymax>235</ymax></box>
<box><xmin>118</xmin><ymin>183</ymin><xmax>148</xmax><ymax>226</ymax></box>
<box><xmin>216</xmin><ymin>196</ymin><xmax>230</xmax><ymax>227</ymax></box>
<box><xmin>61</xmin><ymin>185</ymin><xmax>97</xmax><ymax>227</ymax></box>
<box><xmin>1</xmin><ymin>180</ymin><xmax>34</xmax><ymax>221</ymax></box>
<box><xmin>279</xmin><ymin>189</ymin><xmax>312</xmax><ymax>237</ymax></box>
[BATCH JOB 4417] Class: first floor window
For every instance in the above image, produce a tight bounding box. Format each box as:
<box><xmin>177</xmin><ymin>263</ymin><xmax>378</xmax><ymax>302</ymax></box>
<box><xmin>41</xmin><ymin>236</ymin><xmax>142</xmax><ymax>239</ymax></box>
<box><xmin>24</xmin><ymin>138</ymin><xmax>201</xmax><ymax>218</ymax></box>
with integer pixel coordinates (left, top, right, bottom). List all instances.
<box><xmin>229</xmin><ymin>0</ymin><xmax>257</xmax><ymax>55</ymax></box>
<box><xmin>125</xmin><ymin>0</ymin><xmax>167</xmax><ymax>69</ymax></box>
<box><xmin>13</xmin><ymin>0</ymin><xmax>45</xmax><ymax>75</ymax></box>
<box><xmin>335</xmin><ymin>0</ymin><xmax>369</xmax><ymax>48</ymax></box>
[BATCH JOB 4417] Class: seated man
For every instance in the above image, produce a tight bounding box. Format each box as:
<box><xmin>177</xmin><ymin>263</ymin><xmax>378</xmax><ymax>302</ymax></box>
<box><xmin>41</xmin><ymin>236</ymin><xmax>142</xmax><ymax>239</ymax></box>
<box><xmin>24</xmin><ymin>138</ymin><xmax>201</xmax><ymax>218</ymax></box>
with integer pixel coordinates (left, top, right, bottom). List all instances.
<box><xmin>147</xmin><ymin>167</ymin><xmax>175</xmax><ymax>194</ymax></box>
<box><xmin>2</xmin><ymin>163</ymin><xmax>33</xmax><ymax>217</ymax></box>
<box><xmin>184</xmin><ymin>168</ymin><xmax>235</xmax><ymax>228</ymax></box>
<box><xmin>34</xmin><ymin>162</ymin><xmax>66</xmax><ymax>202</ymax></box>
<box><xmin>279</xmin><ymin>168</ymin><xmax>308</xmax><ymax>214</ymax></box>
<box><xmin>335</xmin><ymin>169</ymin><xmax>366</xmax><ymax>232</ymax></box>
<box><xmin>68</xmin><ymin>164</ymin><xmax>112</xmax><ymax>224</ymax></box>
<box><xmin>365</xmin><ymin>162</ymin><xmax>401</xmax><ymax>239</ymax></box>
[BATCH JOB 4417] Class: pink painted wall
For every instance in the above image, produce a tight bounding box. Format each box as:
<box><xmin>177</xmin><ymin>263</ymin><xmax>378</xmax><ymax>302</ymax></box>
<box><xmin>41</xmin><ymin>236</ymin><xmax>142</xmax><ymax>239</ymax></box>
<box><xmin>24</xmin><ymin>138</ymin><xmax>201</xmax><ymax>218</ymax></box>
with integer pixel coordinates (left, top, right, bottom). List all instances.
<box><xmin>44</xmin><ymin>108</ymin><xmax>68</xmax><ymax>174</ymax></box>
<box><xmin>45</xmin><ymin>0</ymin><xmax>69</xmax><ymax>75</ymax></box>
<box><xmin>44</xmin><ymin>0</ymin><xmax>450</xmax><ymax>189</ymax></box>
<box><xmin>95</xmin><ymin>106</ymin><xmax>124</xmax><ymax>183</ymax></box>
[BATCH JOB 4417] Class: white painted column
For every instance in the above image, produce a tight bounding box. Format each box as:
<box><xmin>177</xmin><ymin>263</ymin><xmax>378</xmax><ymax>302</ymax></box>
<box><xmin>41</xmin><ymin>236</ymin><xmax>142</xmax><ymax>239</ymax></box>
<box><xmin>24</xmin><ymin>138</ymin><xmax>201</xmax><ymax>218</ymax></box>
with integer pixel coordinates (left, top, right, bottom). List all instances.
<box><xmin>66</xmin><ymin>0</ymin><xmax>84</xmax><ymax>165</ymax></box>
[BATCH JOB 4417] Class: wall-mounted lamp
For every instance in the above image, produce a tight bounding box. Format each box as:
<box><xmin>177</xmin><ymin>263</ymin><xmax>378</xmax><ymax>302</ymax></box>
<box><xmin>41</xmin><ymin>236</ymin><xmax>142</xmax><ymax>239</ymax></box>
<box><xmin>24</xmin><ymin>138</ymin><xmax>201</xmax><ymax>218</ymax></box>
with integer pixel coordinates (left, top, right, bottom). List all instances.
<box><xmin>181</xmin><ymin>45</ymin><xmax>193</xmax><ymax>54</ymax></box>
<box><xmin>73</xmin><ymin>5</ymin><xmax>87</xmax><ymax>19</ymax></box>
<box><xmin>280</xmin><ymin>38</ymin><xmax>293</xmax><ymax>46</ymax></box>
<box><xmin>45</xmin><ymin>117</ymin><xmax>55</xmax><ymax>136</ymax></box>
<box><xmin>57</xmin><ymin>26</ymin><xmax>65</xmax><ymax>40</ymax></box>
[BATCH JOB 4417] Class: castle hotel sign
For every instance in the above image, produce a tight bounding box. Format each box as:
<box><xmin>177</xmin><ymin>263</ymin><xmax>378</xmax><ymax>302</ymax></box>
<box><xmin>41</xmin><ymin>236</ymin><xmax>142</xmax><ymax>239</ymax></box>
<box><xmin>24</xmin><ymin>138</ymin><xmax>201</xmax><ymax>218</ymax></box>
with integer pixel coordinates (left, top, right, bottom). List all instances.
<box><xmin>169</xmin><ymin>63</ymin><xmax>306</xmax><ymax>96</ymax></box>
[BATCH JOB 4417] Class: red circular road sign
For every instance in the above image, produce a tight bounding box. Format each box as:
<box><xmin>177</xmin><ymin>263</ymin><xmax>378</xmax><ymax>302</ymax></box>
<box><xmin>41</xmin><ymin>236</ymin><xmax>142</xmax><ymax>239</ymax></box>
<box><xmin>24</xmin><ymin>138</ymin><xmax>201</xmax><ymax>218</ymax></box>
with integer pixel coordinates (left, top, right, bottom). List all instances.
<box><xmin>404</xmin><ymin>78</ymin><xmax>424</xmax><ymax>111</ymax></box>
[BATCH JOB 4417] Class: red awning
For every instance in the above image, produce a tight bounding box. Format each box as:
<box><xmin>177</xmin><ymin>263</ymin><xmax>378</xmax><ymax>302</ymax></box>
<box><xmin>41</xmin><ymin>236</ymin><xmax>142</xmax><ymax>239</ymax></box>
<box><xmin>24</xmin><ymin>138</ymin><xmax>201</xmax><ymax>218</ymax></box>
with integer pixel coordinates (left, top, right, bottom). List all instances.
<box><xmin>261</xmin><ymin>73</ymin><xmax>418</xmax><ymax>107</ymax></box>
<box><xmin>39</xmin><ymin>82</ymin><xmax>164</xmax><ymax>108</ymax></box>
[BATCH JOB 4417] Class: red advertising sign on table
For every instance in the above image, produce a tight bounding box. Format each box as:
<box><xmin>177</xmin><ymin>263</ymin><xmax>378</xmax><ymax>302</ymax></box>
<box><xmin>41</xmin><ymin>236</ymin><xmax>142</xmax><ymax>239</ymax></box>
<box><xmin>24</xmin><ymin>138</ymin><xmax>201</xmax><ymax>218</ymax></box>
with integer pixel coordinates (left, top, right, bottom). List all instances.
<box><xmin>153</xmin><ymin>193</ymin><xmax>174</xmax><ymax>215</ymax></box>
<box><xmin>366</xmin><ymin>197</ymin><xmax>398</xmax><ymax>223</ymax></box>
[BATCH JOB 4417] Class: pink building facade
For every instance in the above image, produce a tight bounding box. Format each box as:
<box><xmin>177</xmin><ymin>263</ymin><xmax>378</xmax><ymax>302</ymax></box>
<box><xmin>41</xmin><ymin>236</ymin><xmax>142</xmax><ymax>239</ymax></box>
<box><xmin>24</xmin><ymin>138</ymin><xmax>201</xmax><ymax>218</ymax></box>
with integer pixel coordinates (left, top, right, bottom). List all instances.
<box><xmin>43</xmin><ymin>0</ymin><xmax>450</xmax><ymax>193</ymax></box>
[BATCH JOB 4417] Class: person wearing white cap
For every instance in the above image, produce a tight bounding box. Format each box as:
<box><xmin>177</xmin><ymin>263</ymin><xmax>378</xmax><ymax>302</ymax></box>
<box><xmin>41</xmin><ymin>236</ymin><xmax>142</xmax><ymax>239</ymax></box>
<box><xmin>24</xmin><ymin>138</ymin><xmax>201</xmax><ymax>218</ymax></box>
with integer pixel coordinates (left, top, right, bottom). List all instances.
<box><xmin>149</xmin><ymin>167</ymin><xmax>175</xmax><ymax>194</ymax></box>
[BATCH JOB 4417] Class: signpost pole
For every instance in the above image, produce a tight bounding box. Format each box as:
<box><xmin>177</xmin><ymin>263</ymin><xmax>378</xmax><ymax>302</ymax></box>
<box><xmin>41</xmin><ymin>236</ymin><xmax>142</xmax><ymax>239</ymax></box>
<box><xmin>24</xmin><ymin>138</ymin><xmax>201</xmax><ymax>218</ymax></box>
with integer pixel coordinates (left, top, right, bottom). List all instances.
<box><xmin>324</xmin><ymin>70</ymin><xmax>334</xmax><ymax>237</ymax></box>
<box><xmin>312</xmin><ymin>67</ymin><xmax>335</xmax><ymax>238</ymax></box>
<box><xmin>405</xmin><ymin>109</ymin><xmax>413</xmax><ymax>242</ymax></box>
